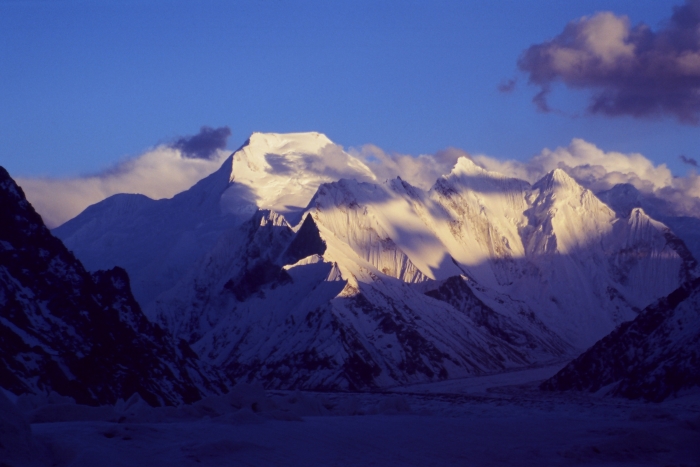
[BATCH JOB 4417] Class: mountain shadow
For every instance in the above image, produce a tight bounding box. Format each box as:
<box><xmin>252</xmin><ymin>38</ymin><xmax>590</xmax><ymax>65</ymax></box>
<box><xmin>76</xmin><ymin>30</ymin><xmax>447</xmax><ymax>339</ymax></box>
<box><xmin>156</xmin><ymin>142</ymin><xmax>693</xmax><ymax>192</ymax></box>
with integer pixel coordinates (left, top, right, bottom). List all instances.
<box><xmin>0</xmin><ymin>166</ymin><xmax>225</xmax><ymax>406</ymax></box>
<box><xmin>541</xmin><ymin>277</ymin><xmax>700</xmax><ymax>402</ymax></box>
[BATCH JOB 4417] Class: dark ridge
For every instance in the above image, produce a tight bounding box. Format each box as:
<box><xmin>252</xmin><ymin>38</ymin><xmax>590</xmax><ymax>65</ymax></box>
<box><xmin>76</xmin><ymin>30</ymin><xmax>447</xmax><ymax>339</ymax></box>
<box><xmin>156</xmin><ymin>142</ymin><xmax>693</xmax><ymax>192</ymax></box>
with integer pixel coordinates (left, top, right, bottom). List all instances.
<box><xmin>541</xmin><ymin>278</ymin><xmax>700</xmax><ymax>401</ymax></box>
<box><xmin>0</xmin><ymin>165</ymin><xmax>225</xmax><ymax>406</ymax></box>
<box><xmin>283</xmin><ymin>214</ymin><xmax>327</xmax><ymax>265</ymax></box>
<box><xmin>224</xmin><ymin>260</ymin><xmax>292</xmax><ymax>302</ymax></box>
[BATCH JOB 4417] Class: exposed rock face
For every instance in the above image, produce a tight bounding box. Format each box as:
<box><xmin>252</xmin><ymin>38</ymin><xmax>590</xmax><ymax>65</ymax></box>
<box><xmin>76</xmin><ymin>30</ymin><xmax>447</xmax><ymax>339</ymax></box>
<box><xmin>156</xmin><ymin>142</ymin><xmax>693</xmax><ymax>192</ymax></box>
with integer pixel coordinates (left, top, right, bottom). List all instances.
<box><xmin>542</xmin><ymin>278</ymin><xmax>700</xmax><ymax>401</ymax></box>
<box><xmin>0</xmin><ymin>166</ymin><xmax>224</xmax><ymax>406</ymax></box>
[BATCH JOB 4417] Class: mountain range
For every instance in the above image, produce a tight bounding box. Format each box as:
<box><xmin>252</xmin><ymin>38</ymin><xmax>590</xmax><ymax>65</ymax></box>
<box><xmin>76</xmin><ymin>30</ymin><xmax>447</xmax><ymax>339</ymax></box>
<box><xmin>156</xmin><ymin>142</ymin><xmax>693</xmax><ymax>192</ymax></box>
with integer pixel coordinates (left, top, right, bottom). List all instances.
<box><xmin>46</xmin><ymin>132</ymin><xmax>697</xmax><ymax>393</ymax></box>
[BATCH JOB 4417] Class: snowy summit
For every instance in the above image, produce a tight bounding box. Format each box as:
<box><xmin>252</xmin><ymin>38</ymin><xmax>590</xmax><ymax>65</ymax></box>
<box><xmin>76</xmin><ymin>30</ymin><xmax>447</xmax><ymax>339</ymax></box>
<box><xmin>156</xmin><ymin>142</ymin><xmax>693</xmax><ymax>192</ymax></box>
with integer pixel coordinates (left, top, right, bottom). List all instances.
<box><xmin>220</xmin><ymin>132</ymin><xmax>376</xmax><ymax>223</ymax></box>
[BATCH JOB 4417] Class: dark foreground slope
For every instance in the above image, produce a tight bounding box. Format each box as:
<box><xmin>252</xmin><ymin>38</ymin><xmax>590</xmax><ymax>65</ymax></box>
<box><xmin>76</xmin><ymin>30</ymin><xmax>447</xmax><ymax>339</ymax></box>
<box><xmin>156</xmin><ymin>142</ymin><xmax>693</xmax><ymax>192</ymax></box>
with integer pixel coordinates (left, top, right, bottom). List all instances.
<box><xmin>0</xmin><ymin>166</ymin><xmax>224</xmax><ymax>406</ymax></box>
<box><xmin>542</xmin><ymin>278</ymin><xmax>700</xmax><ymax>401</ymax></box>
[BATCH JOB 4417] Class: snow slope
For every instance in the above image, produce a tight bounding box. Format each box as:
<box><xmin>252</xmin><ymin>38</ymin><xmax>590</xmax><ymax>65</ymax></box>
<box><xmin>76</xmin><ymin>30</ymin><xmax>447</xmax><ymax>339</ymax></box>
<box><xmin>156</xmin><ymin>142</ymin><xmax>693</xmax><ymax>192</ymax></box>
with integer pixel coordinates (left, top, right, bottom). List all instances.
<box><xmin>307</xmin><ymin>164</ymin><xmax>691</xmax><ymax>348</ymax></box>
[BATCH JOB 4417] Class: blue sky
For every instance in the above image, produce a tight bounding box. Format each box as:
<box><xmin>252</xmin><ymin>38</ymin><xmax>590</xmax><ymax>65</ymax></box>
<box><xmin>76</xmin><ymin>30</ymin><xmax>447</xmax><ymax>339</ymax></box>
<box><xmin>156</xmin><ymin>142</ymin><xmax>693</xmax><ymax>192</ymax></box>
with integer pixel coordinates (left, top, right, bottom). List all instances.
<box><xmin>0</xmin><ymin>0</ymin><xmax>696</xmax><ymax>180</ymax></box>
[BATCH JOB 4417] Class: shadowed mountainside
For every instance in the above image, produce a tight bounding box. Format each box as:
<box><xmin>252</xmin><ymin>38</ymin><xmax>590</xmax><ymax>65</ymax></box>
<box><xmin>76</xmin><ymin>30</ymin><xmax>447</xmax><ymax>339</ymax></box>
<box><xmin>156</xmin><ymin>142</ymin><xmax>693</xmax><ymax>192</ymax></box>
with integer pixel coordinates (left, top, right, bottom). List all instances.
<box><xmin>0</xmin><ymin>166</ymin><xmax>225</xmax><ymax>406</ymax></box>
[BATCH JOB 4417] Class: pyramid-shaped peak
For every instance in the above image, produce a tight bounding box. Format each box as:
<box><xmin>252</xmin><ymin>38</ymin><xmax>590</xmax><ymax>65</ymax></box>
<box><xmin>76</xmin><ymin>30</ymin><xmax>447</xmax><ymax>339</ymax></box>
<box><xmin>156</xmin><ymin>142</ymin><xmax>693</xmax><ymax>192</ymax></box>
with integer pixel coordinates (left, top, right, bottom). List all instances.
<box><xmin>549</xmin><ymin>168</ymin><xmax>575</xmax><ymax>183</ymax></box>
<box><xmin>534</xmin><ymin>168</ymin><xmax>582</xmax><ymax>193</ymax></box>
<box><xmin>608</xmin><ymin>183</ymin><xmax>641</xmax><ymax>197</ymax></box>
<box><xmin>626</xmin><ymin>206</ymin><xmax>666</xmax><ymax>231</ymax></box>
<box><xmin>283</xmin><ymin>213</ymin><xmax>327</xmax><ymax>265</ymax></box>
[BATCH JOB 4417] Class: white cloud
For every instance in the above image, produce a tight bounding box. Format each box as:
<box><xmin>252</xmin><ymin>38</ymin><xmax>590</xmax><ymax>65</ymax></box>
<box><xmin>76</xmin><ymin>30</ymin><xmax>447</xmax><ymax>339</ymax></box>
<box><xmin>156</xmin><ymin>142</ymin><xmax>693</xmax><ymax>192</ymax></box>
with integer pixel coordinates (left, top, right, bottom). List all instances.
<box><xmin>17</xmin><ymin>146</ymin><xmax>229</xmax><ymax>228</ymax></box>
<box><xmin>473</xmin><ymin>138</ymin><xmax>673</xmax><ymax>187</ymax></box>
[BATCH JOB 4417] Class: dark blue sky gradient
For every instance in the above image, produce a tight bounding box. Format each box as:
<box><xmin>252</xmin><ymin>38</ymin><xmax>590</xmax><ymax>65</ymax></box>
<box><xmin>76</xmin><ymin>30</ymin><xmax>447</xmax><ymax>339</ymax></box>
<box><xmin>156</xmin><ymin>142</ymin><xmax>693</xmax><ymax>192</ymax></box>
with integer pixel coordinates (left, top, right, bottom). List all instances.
<box><xmin>0</xmin><ymin>0</ymin><xmax>694</xmax><ymax>178</ymax></box>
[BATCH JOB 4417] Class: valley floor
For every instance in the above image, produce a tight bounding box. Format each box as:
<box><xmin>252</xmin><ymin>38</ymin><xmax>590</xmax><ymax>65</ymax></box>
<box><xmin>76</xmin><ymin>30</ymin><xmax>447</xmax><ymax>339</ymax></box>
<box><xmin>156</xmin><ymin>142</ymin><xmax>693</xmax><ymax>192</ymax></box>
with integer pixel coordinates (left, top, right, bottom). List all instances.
<box><xmin>29</xmin><ymin>364</ymin><xmax>700</xmax><ymax>466</ymax></box>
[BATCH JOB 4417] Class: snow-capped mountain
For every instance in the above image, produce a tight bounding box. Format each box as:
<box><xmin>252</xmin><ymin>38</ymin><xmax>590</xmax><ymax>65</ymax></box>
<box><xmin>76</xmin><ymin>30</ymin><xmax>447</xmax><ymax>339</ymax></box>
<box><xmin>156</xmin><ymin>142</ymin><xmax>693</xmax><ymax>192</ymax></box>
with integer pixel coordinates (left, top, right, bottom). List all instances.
<box><xmin>152</xmin><ymin>210</ymin><xmax>571</xmax><ymax>389</ymax></box>
<box><xmin>0</xmin><ymin>166</ymin><xmax>224</xmax><ymax>406</ymax></box>
<box><xmin>54</xmin><ymin>132</ymin><xmax>375</xmax><ymax>308</ymax></box>
<box><xmin>52</xmin><ymin>132</ymin><xmax>696</xmax><ymax>390</ymax></box>
<box><xmin>542</xmin><ymin>277</ymin><xmax>700</xmax><ymax>401</ymax></box>
<box><xmin>305</xmin><ymin>160</ymin><xmax>692</xmax><ymax>348</ymax></box>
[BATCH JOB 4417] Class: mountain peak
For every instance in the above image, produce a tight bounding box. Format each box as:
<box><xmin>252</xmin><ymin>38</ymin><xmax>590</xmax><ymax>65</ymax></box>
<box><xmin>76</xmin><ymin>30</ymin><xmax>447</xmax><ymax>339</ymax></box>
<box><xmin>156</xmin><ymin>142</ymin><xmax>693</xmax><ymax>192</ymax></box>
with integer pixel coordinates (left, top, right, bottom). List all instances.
<box><xmin>434</xmin><ymin>156</ymin><xmax>530</xmax><ymax>199</ymax></box>
<box><xmin>538</xmin><ymin>168</ymin><xmax>578</xmax><ymax>188</ymax></box>
<box><xmin>220</xmin><ymin>132</ymin><xmax>375</xmax><ymax>225</ymax></box>
<box><xmin>531</xmin><ymin>168</ymin><xmax>587</xmax><ymax>201</ymax></box>
<box><xmin>246</xmin><ymin>131</ymin><xmax>334</xmax><ymax>155</ymax></box>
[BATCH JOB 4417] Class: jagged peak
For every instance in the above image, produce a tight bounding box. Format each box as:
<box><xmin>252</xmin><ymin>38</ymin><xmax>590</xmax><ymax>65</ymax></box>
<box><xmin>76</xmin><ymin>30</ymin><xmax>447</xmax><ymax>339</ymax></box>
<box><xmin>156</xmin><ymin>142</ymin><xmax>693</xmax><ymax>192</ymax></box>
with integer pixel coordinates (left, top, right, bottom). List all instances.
<box><xmin>254</xmin><ymin>209</ymin><xmax>290</xmax><ymax>228</ymax></box>
<box><xmin>311</xmin><ymin>177</ymin><xmax>377</xmax><ymax>208</ymax></box>
<box><xmin>388</xmin><ymin>176</ymin><xmax>423</xmax><ymax>199</ymax></box>
<box><xmin>627</xmin><ymin>206</ymin><xmax>667</xmax><ymax>231</ymax></box>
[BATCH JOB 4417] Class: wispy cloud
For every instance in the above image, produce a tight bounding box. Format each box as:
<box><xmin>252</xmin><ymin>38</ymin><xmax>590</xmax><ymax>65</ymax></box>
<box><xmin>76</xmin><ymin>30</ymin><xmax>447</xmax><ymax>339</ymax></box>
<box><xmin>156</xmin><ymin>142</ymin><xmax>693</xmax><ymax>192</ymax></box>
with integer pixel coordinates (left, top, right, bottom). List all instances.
<box><xmin>680</xmin><ymin>155</ymin><xmax>699</xmax><ymax>167</ymax></box>
<box><xmin>17</xmin><ymin>146</ymin><xmax>230</xmax><ymax>228</ymax></box>
<box><xmin>518</xmin><ymin>1</ymin><xmax>700</xmax><ymax>123</ymax></box>
<box><xmin>349</xmin><ymin>144</ymin><xmax>466</xmax><ymax>191</ymax></box>
<box><xmin>497</xmin><ymin>78</ymin><xmax>517</xmax><ymax>94</ymax></box>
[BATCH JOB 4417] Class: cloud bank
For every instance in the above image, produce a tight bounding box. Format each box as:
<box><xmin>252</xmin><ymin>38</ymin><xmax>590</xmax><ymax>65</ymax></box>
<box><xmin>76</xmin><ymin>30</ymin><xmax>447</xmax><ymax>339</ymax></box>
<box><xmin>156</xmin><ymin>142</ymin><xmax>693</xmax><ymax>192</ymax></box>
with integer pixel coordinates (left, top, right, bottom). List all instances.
<box><xmin>18</xmin><ymin>147</ymin><xmax>230</xmax><ymax>228</ymax></box>
<box><xmin>518</xmin><ymin>1</ymin><xmax>700</xmax><ymax>123</ymax></box>
<box><xmin>472</xmin><ymin>139</ymin><xmax>700</xmax><ymax>218</ymax></box>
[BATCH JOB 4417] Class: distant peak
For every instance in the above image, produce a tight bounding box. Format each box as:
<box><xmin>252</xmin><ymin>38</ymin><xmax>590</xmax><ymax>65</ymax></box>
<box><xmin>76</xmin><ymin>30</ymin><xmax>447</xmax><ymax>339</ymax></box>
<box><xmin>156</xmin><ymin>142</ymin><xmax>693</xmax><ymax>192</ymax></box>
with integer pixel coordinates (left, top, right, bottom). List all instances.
<box><xmin>534</xmin><ymin>168</ymin><xmax>580</xmax><ymax>192</ymax></box>
<box><xmin>609</xmin><ymin>183</ymin><xmax>641</xmax><ymax>196</ymax></box>
<box><xmin>435</xmin><ymin>156</ymin><xmax>530</xmax><ymax>195</ymax></box>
